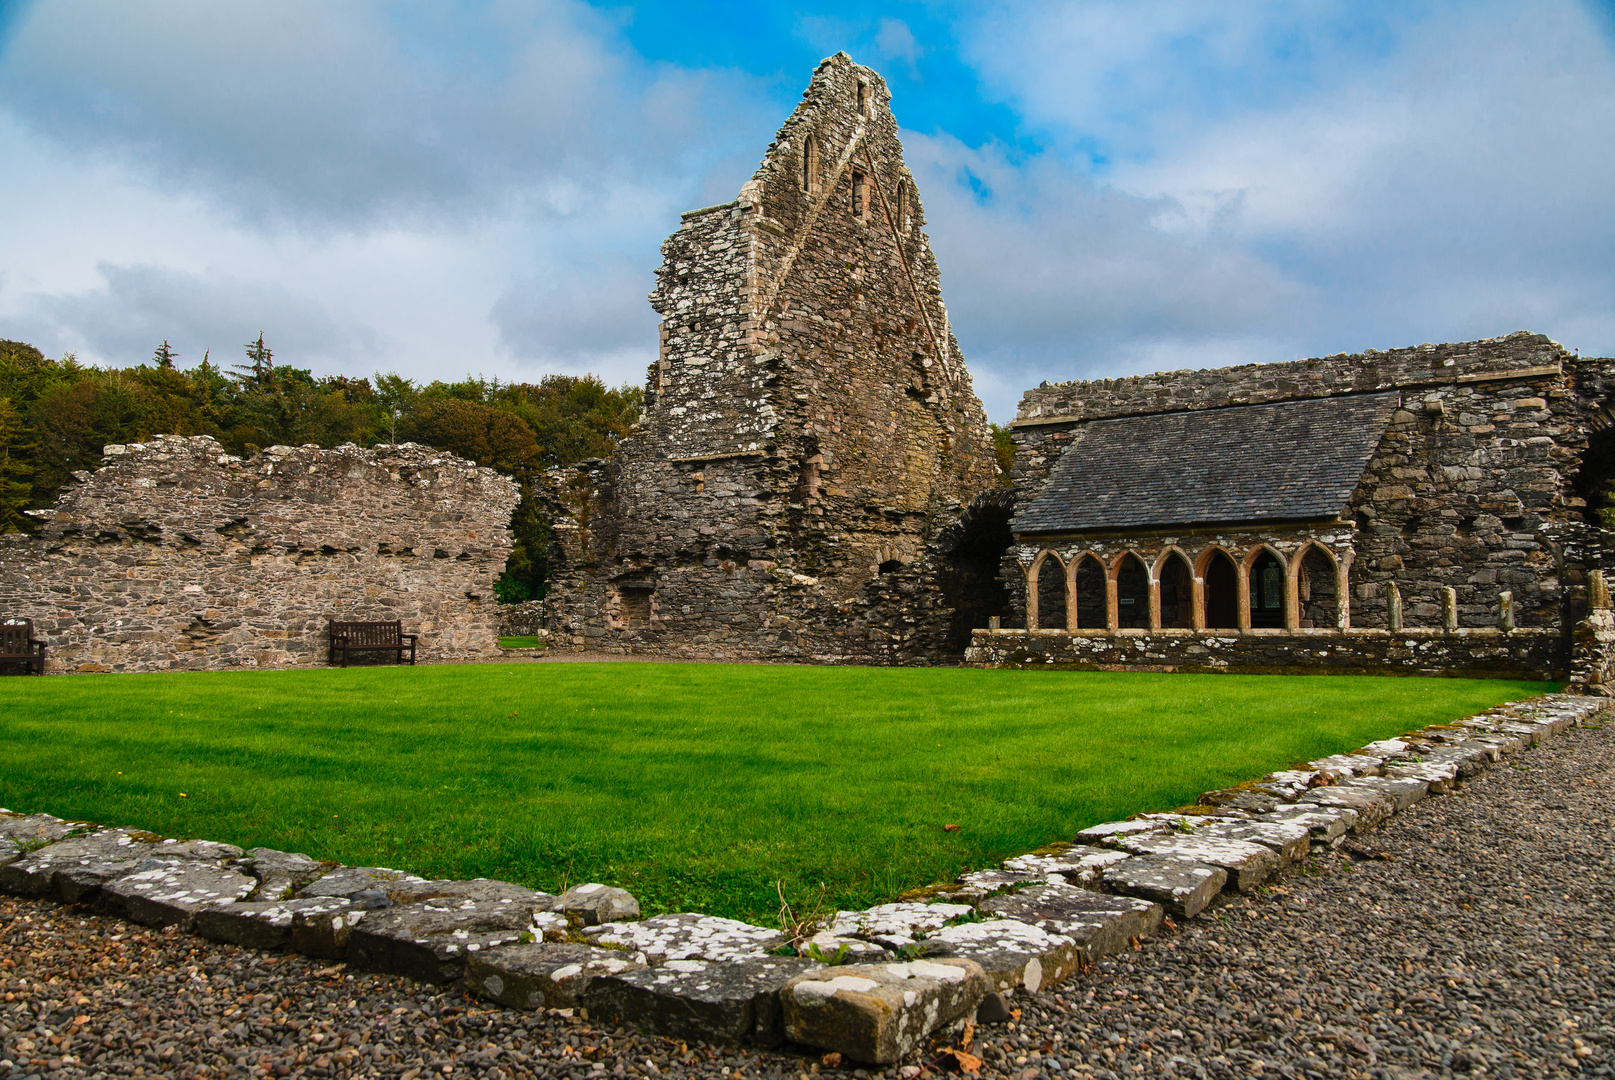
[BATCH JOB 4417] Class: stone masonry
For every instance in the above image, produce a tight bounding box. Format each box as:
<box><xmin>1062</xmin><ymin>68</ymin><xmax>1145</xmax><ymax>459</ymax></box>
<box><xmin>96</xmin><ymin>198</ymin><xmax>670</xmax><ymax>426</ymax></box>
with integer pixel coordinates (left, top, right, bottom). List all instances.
<box><xmin>538</xmin><ymin>54</ymin><xmax>1003</xmax><ymax>663</ymax></box>
<box><xmin>0</xmin><ymin>435</ymin><xmax>518</xmax><ymax>672</ymax></box>
<box><xmin>977</xmin><ymin>332</ymin><xmax>1615</xmax><ymax>683</ymax></box>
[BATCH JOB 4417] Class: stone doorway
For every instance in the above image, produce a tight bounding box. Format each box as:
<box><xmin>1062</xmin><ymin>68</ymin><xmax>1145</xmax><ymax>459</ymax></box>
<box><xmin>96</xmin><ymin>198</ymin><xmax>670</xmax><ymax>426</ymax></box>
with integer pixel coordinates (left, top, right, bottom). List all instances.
<box><xmin>937</xmin><ymin>491</ymin><xmax>1016</xmax><ymax>650</ymax></box>
<box><xmin>1116</xmin><ymin>554</ymin><xmax>1149</xmax><ymax>629</ymax></box>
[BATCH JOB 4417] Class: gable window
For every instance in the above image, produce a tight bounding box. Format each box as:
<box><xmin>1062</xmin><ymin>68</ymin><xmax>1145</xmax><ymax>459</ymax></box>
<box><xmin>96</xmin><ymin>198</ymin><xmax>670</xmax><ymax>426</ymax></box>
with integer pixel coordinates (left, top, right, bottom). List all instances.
<box><xmin>850</xmin><ymin>170</ymin><xmax>868</xmax><ymax>221</ymax></box>
<box><xmin>895</xmin><ymin>178</ymin><xmax>909</xmax><ymax>233</ymax></box>
<box><xmin>857</xmin><ymin>81</ymin><xmax>869</xmax><ymax>116</ymax></box>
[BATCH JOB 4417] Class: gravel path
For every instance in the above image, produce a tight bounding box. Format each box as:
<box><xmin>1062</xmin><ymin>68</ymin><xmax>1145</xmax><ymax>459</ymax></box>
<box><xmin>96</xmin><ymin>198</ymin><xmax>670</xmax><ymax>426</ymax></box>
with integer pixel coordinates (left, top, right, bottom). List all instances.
<box><xmin>2</xmin><ymin>721</ymin><xmax>1610</xmax><ymax>1080</ymax></box>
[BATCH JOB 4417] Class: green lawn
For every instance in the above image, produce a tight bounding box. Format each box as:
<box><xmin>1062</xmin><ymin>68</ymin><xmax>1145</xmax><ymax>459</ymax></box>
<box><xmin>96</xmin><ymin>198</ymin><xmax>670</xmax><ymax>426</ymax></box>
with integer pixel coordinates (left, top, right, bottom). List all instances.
<box><xmin>0</xmin><ymin>665</ymin><xmax>1550</xmax><ymax>924</ymax></box>
<box><xmin>497</xmin><ymin>636</ymin><xmax>545</xmax><ymax>650</ymax></box>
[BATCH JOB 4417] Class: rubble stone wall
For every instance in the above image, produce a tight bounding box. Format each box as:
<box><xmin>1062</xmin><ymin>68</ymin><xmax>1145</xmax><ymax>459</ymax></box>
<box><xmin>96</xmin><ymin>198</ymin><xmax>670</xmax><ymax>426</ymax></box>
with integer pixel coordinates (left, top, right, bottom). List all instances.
<box><xmin>540</xmin><ymin>54</ymin><xmax>1002</xmax><ymax>662</ymax></box>
<box><xmin>0</xmin><ymin>435</ymin><xmax>518</xmax><ymax>673</ymax></box>
<box><xmin>963</xmin><ymin>626</ymin><xmax>1564</xmax><ymax>681</ymax></box>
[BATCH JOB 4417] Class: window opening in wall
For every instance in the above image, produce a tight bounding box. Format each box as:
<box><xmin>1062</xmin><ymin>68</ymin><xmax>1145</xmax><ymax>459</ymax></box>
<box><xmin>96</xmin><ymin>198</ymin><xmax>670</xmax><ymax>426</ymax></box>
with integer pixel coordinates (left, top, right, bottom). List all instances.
<box><xmin>1116</xmin><ymin>554</ymin><xmax>1149</xmax><ymax>629</ymax></box>
<box><xmin>857</xmin><ymin>81</ymin><xmax>869</xmax><ymax>115</ymax></box>
<box><xmin>895</xmin><ymin>178</ymin><xmax>909</xmax><ymax>232</ymax></box>
<box><xmin>619</xmin><ymin>586</ymin><xmax>653</xmax><ymax>629</ymax></box>
<box><xmin>878</xmin><ymin>559</ymin><xmax>902</xmax><ymax>575</ymax></box>
<box><xmin>1298</xmin><ymin>546</ymin><xmax>1338</xmax><ymax>629</ymax></box>
<box><xmin>1160</xmin><ymin>552</ymin><xmax>1193</xmax><ymax>628</ymax></box>
<box><xmin>1205</xmin><ymin>550</ymin><xmax>1239</xmax><ymax>629</ymax></box>
<box><xmin>1074</xmin><ymin>555</ymin><xmax>1106</xmax><ymax>629</ymax></box>
<box><xmin>1250</xmin><ymin>551</ymin><xmax>1286</xmax><ymax>629</ymax></box>
<box><xmin>850</xmin><ymin>170</ymin><xmax>868</xmax><ymax>221</ymax></box>
<box><xmin>802</xmin><ymin>135</ymin><xmax>819</xmax><ymax>194</ymax></box>
<box><xmin>1035</xmin><ymin>556</ymin><xmax>1067</xmax><ymax>630</ymax></box>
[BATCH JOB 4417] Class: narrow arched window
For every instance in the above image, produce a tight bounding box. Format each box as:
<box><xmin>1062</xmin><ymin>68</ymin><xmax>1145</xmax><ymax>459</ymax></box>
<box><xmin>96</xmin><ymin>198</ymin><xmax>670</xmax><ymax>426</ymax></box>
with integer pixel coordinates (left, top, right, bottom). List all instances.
<box><xmin>850</xmin><ymin>170</ymin><xmax>868</xmax><ymax>221</ymax></box>
<box><xmin>802</xmin><ymin>135</ymin><xmax>820</xmax><ymax>194</ymax></box>
<box><xmin>895</xmin><ymin>179</ymin><xmax>909</xmax><ymax>232</ymax></box>
<box><xmin>857</xmin><ymin>82</ymin><xmax>869</xmax><ymax>116</ymax></box>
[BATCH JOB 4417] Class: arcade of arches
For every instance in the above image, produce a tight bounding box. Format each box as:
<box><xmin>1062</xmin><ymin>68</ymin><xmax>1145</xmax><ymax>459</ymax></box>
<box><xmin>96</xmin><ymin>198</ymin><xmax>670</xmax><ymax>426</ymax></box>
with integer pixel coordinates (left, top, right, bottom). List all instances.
<box><xmin>1022</xmin><ymin>538</ymin><xmax>1351</xmax><ymax>633</ymax></box>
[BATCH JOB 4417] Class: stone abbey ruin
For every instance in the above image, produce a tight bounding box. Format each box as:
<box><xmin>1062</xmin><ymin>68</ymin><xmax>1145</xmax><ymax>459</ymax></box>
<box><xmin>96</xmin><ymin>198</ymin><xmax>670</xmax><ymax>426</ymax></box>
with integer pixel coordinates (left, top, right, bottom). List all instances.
<box><xmin>7</xmin><ymin>53</ymin><xmax>1615</xmax><ymax>683</ymax></box>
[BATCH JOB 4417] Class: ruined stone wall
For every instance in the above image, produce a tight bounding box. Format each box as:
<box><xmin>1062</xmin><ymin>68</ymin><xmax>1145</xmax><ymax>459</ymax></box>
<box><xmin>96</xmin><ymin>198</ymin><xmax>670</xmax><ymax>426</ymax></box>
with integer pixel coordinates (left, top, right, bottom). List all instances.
<box><xmin>541</xmin><ymin>54</ymin><xmax>1002</xmax><ymax>662</ymax></box>
<box><xmin>0</xmin><ymin>435</ymin><xmax>518</xmax><ymax>673</ymax></box>
<box><xmin>1006</xmin><ymin>334</ymin><xmax>1594</xmax><ymax>640</ymax></box>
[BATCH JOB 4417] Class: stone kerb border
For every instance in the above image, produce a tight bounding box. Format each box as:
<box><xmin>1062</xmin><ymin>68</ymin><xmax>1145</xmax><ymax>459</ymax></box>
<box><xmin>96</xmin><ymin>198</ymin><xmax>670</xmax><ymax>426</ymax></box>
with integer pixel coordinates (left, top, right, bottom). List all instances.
<box><xmin>0</xmin><ymin>693</ymin><xmax>1604</xmax><ymax>1066</ymax></box>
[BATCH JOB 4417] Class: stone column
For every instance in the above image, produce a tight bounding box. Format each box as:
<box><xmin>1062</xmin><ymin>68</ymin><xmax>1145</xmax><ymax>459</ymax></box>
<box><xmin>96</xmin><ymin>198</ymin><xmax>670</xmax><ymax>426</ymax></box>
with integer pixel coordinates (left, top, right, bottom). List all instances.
<box><xmin>1065</xmin><ymin>560</ymin><xmax>1080</xmax><ymax>630</ymax></box>
<box><xmin>1284</xmin><ymin>552</ymin><xmax>1301</xmax><ymax>632</ymax></box>
<box><xmin>1337</xmin><ymin>552</ymin><xmax>1354</xmax><ymax>630</ymax></box>
<box><xmin>1591</xmin><ymin>570</ymin><xmax>1610</xmax><ymax>611</ymax></box>
<box><xmin>1148</xmin><ymin>566</ymin><xmax>1162</xmax><ymax>632</ymax></box>
<box><xmin>1191</xmin><ymin>572</ymin><xmax>1206</xmax><ymax>630</ymax></box>
<box><xmin>1441</xmin><ymin>586</ymin><xmax>1458</xmax><ymax>632</ymax></box>
<box><xmin>1105</xmin><ymin>562</ymin><xmax>1120</xmax><ymax>631</ymax></box>
<box><xmin>1236</xmin><ymin>561</ymin><xmax>1252</xmax><ymax>631</ymax></box>
<box><xmin>1024</xmin><ymin>562</ymin><xmax>1039</xmax><ymax>631</ymax></box>
<box><xmin>1387</xmin><ymin>582</ymin><xmax>1402</xmax><ymax>630</ymax></box>
<box><xmin>1499</xmin><ymin>590</ymin><xmax>1515</xmax><ymax>632</ymax></box>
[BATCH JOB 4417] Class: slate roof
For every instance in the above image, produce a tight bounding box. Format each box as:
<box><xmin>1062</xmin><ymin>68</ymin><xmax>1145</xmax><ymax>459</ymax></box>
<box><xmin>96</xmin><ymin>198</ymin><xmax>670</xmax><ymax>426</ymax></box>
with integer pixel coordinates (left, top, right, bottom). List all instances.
<box><xmin>1013</xmin><ymin>392</ymin><xmax>1399</xmax><ymax>534</ymax></box>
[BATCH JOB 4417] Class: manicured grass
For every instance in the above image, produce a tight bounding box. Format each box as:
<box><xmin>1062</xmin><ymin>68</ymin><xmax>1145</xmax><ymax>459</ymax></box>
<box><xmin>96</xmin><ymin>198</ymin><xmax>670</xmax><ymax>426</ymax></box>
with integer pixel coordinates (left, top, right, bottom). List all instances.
<box><xmin>497</xmin><ymin>636</ymin><xmax>545</xmax><ymax>649</ymax></box>
<box><xmin>0</xmin><ymin>665</ymin><xmax>1550</xmax><ymax>924</ymax></box>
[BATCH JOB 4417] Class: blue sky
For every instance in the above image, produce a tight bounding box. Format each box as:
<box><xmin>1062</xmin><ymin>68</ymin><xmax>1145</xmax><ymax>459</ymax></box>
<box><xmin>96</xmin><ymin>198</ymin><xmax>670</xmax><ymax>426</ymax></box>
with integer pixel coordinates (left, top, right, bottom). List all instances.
<box><xmin>2</xmin><ymin>1</ymin><xmax>1613</xmax><ymax>421</ymax></box>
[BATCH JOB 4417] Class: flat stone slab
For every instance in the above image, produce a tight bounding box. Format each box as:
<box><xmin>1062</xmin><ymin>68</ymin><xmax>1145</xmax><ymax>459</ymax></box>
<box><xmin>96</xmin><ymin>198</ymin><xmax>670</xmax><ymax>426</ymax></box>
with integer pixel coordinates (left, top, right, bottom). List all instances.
<box><xmin>1105</xmin><ymin>833</ymin><xmax>1278</xmax><ymax>892</ymax></box>
<box><xmin>383</xmin><ymin>878</ymin><xmax>561</xmax><ymax>909</ymax></box>
<box><xmin>346</xmin><ymin>888</ymin><xmax>569</xmax><ymax>984</ymax></box>
<box><xmin>954</xmin><ymin>868</ymin><xmax>1049</xmax><ymax>898</ymax></box>
<box><xmin>0</xmin><ymin>839</ymin><xmax>18</xmax><ymax>869</ymax></box>
<box><xmin>781</xmin><ymin>959</ymin><xmax>988</xmax><ymax>1065</ymax></box>
<box><xmin>584</xmin><ymin>955</ymin><xmax>821</xmax><ymax>1047</ymax></box>
<box><xmin>1262</xmin><ymin>805</ymin><xmax>1359</xmax><ymax>843</ymax></box>
<box><xmin>801</xmin><ymin>930</ymin><xmax>890</xmax><ymax>962</ymax></box>
<box><xmin>1190</xmin><ymin>818</ymin><xmax>1312</xmax><ymax>863</ymax></box>
<box><xmin>927</xmin><ymin>917</ymin><xmax>1082</xmax><ymax>993</ymax></box>
<box><xmin>586</xmin><ymin>913</ymin><xmax>788</xmax><ymax>964</ymax></box>
<box><xmin>979</xmin><ymin>882</ymin><xmax>1162</xmax><ymax>961</ymax></box>
<box><xmin>239</xmin><ymin>848</ymin><xmax>329</xmax><ymax>900</ymax></box>
<box><xmin>1306</xmin><ymin>753</ymin><xmax>1383</xmax><ymax>779</ymax></box>
<box><xmin>825</xmin><ymin>902</ymin><xmax>976</xmax><ymax>950</ymax></box>
<box><xmin>288</xmin><ymin>904</ymin><xmax>372</xmax><ymax>959</ymax></box>
<box><xmin>0</xmin><ymin>830</ymin><xmax>241</xmax><ymax>904</ymax></box>
<box><xmin>468</xmin><ymin>941</ymin><xmax>647</xmax><ymax>1010</ymax></box>
<box><xmin>0</xmin><ymin>813</ymin><xmax>94</xmax><ymax>847</ymax></box>
<box><xmin>1383</xmin><ymin>759</ymin><xmax>1460</xmax><ymax>793</ymax></box>
<box><xmin>296</xmin><ymin>866</ymin><xmax>425</xmax><ymax>899</ymax></box>
<box><xmin>102</xmin><ymin>862</ymin><xmax>259</xmax><ymax>927</ymax></box>
<box><xmin>1074</xmin><ymin>819</ymin><xmax>1170</xmax><ymax>845</ymax></box>
<box><xmin>1002</xmin><ymin>847</ymin><xmax>1131</xmax><ymax>886</ymax></box>
<box><xmin>1298</xmin><ymin>785</ymin><xmax>1394</xmax><ymax>830</ymax></box>
<box><xmin>194</xmin><ymin>896</ymin><xmax>354</xmax><ymax>950</ymax></box>
<box><xmin>1337</xmin><ymin>775</ymin><xmax>1430</xmax><ymax>812</ymax></box>
<box><xmin>559</xmin><ymin>882</ymin><xmax>639</xmax><ymax>925</ymax></box>
<box><xmin>1100</xmin><ymin>856</ymin><xmax>1227</xmax><ymax>919</ymax></box>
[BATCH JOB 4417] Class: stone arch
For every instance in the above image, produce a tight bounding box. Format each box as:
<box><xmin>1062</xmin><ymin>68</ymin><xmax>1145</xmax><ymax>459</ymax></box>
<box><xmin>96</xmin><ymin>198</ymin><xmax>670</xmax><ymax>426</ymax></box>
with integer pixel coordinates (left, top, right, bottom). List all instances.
<box><xmin>1244</xmin><ymin>544</ymin><xmax>1290</xmax><ymax>629</ymax></box>
<box><xmin>1154</xmin><ymin>547</ymin><xmax>1195</xmax><ymax>629</ymax></box>
<box><xmin>1198</xmin><ymin>546</ymin><xmax>1240</xmax><ymax>630</ymax></box>
<box><xmin>1112</xmin><ymin>550</ymin><xmax>1150</xmax><ymax>630</ymax></box>
<box><xmin>1293</xmin><ymin>540</ymin><xmax>1343</xmax><ymax>629</ymax></box>
<box><xmin>1028</xmin><ymin>550</ymin><xmax>1068</xmax><ymax>631</ymax></box>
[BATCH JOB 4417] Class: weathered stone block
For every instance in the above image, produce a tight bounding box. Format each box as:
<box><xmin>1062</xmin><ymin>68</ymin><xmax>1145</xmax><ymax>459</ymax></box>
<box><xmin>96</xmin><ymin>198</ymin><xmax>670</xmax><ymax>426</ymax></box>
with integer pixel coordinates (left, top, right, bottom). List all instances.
<box><xmin>1298</xmin><ymin>785</ymin><xmax>1394</xmax><ymax>830</ymax></box>
<box><xmin>297</xmin><ymin>866</ymin><xmax>425</xmax><ymax>900</ymax></box>
<box><xmin>558</xmin><ymin>882</ymin><xmax>639</xmax><ymax>925</ymax></box>
<box><xmin>585</xmin><ymin>913</ymin><xmax>788</xmax><ymax>964</ymax></box>
<box><xmin>584</xmin><ymin>956</ymin><xmax>821</xmax><ymax>1047</ymax></box>
<box><xmin>979</xmin><ymin>882</ymin><xmax>1162</xmax><ymax>960</ymax></box>
<box><xmin>927</xmin><ymin>918</ymin><xmax>1082</xmax><ymax>993</ymax></box>
<box><xmin>346</xmin><ymin>885</ymin><xmax>567</xmax><ymax>984</ymax></box>
<box><xmin>103</xmin><ymin>863</ymin><xmax>259</xmax><ymax>927</ymax></box>
<box><xmin>195</xmin><ymin>896</ymin><xmax>354</xmax><ymax>950</ymax></box>
<box><xmin>825</xmin><ymin>902</ymin><xmax>975</xmax><ymax>950</ymax></box>
<box><xmin>1337</xmin><ymin>775</ymin><xmax>1430</xmax><ymax>812</ymax></box>
<box><xmin>239</xmin><ymin>847</ymin><xmax>329</xmax><ymax>900</ymax></box>
<box><xmin>468</xmin><ymin>942</ymin><xmax>647</xmax><ymax>1010</ymax></box>
<box><xmin>1104</xmin><ymin>834</ymin><xmax>1279</xmax><ymax>892</ymax></box>
<box><xmin>780</xmin><ymin>959</ymin><xmax>989</xmax><ymax>1064</ymax></box>
<box><xmin>0</xmin><ymin>830</ymin><xmax>240</xmax><ymax>904</ymax></box>
<box><xmin>1100</xmin><ymin>856</ymin><xmax>1227</xmax><ymax>919</ymax></box>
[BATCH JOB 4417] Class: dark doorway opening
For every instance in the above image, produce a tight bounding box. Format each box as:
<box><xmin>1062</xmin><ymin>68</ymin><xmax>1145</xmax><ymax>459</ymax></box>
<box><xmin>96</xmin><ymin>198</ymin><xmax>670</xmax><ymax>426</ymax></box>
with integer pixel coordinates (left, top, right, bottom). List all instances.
<box><xmin>1205</xmin><ymin>551</ymin><xmax>1239</xmax><ymax>629</ymax></box>
<box><xmin>1074</xmin><ymin>555</ymin><xmax>1106</xmax><ymax>629</ymax></box>
<box><xmin>1249</xmin><ymin>550</ymin><xmax>1286</xmax><ymax>629</ymax></box>
<box><xmin>936</xmin><ymin>492</ymin><xmax>1016</xmax><ymax>651</ymax></box>
<box><xmin>1035</xmin><ymin>557</ymin><xmax>1067</xmax><ymax>630</ymax></box>
<box><xmin>1116</xmin><ymin>554</ymin><xmax>1149</xmax><ymax>629</ymax></box>
<box><xmin>1160</xmin><ymin>552</ymin><xmax>1194</xmax><ymax>628</ymax></box>
<box><xmin>1298</xmin><ymin>546</ymin><xmax>1338</xmax><ymax>629</ymax></box>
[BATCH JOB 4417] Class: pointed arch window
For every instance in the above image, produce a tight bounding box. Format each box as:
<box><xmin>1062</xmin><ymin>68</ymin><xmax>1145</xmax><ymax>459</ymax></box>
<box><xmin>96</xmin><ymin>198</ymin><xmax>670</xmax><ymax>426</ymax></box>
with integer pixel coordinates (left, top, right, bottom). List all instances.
<box><xmin>802</xmin><ymin>135</ymin><xmax>820</xmax><ymax>194</ymax></box>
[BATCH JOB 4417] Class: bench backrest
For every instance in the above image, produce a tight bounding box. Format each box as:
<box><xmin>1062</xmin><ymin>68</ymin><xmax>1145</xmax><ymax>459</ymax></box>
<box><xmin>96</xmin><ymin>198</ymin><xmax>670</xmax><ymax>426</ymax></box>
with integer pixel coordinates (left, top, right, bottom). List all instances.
<box><xmin>0</xmin><ymin>619</ymin><xmax>35</xmax><ymax>653</ymax></box>
<box><xmin>331</xmin><ymin>620</ymin><xmax>404</xmax><ymax>646</ymax></box>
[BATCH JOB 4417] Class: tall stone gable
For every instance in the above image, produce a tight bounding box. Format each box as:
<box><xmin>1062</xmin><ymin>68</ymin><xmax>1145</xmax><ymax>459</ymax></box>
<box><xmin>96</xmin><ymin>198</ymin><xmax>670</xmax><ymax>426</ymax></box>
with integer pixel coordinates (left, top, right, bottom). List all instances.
<box><xmin>542</xmin><ymin>54</ymin><xmax>1003</xmax><ymax>661</ymax></box>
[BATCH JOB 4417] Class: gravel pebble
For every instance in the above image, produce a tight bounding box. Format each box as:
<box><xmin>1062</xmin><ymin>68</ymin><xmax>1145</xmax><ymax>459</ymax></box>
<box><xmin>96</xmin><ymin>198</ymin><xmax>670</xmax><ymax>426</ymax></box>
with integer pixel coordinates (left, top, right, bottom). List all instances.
<box><xmin>1</xmin><ymin>720</ymin><xmax>1609</xmax><ymax>1080</ymax></box>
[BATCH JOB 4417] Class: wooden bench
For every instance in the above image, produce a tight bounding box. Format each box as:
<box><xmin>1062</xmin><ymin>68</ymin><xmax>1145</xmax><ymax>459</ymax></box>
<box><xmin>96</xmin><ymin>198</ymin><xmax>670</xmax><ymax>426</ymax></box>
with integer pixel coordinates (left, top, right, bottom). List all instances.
<box><xmin>328</xmin><ymin>620</ymin><xmax>417</xmax><ymax>667</ymax></box>
<box><xmin>0</xmin><ymin>619</ymin><xmax>46</xmax><ymax>675</ymax></box>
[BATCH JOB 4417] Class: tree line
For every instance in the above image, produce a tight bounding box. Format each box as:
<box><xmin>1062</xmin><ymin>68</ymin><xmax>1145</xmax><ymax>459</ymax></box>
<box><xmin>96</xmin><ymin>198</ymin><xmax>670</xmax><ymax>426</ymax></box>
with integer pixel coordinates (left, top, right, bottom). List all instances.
<box><xmin>0</xmin><ymin>336</ymin><xmax>643</xmax><ymax>602</ymax></box>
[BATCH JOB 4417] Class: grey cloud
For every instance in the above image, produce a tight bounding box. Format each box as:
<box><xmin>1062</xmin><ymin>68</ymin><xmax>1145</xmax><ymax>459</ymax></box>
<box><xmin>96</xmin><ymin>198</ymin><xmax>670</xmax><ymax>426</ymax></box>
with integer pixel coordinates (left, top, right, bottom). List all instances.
<box><xmin>23</xmin><ymin>262</ymin><xmax>385</xmax><ymax>373</ymax></box>
<box><xmin>0</xmin><ymin>0</ymin><xmax>776</xmax><ymax>228</ymax></box>
<box><xmin>488</xmin><ymin>253</ymin><xmax>658</xmax><ymax>380</ymax></box>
